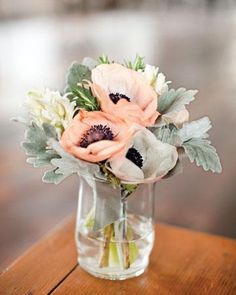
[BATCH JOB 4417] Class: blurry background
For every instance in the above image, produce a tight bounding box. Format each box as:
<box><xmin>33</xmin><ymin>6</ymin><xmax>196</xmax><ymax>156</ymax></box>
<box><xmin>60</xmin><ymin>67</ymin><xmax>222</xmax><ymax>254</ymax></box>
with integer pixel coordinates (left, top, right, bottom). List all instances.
<box><xmin>0</xmin><ymin>0</ymin><xmax>236</xmax><ymax>272</ymax></box>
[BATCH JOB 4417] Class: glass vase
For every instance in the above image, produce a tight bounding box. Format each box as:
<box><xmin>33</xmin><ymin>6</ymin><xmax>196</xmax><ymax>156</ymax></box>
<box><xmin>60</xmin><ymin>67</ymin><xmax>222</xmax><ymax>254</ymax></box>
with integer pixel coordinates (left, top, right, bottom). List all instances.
<box><xmin>75</xmin><ymin>176</ymin><xmax>155</xmax><ymax>280</ymax></box>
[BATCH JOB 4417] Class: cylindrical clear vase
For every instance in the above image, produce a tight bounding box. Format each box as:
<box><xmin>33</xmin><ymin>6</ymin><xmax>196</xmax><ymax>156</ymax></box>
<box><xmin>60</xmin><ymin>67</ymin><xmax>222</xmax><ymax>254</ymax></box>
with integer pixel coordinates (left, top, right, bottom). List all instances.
<box><xmin>75</xmin><ymin>176</ymin><xmax>155</xmax><ymax>280</ymax></box>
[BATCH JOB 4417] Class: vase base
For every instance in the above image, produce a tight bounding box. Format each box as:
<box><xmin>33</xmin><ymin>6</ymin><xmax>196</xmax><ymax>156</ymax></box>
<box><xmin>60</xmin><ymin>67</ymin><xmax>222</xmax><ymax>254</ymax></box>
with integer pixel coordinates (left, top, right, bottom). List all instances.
<box><xmin>78</xmin><ymin>260</ymin><xmax>148</xmax><ymax>280</ymax></box>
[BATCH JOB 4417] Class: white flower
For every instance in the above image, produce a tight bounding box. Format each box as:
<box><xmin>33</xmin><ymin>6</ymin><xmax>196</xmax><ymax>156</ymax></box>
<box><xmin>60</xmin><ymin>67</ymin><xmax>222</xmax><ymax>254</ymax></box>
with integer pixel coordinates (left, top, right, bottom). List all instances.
<box><xmin>108</xmin><ymin>127</ymin><xmax>178</xmax><ymax>184</ymax></box>
<box><xmin>142</xmin><ymin>64</ymin><xmax>158</xmax><ymax>86</ymax></box>
<box><xmin>143</xmin><ymin>64</ymin><xmax>187</xmax><ymax>127</ymax></box>
<box><xmin>25</xmin><ymin>88</ymin><xmax>75</xmax><ymax>137</ymax></box>
<box><xmin>143</xmin><ymin>64</ymin><xmax>171</xmax><ymax>95</ymax></box>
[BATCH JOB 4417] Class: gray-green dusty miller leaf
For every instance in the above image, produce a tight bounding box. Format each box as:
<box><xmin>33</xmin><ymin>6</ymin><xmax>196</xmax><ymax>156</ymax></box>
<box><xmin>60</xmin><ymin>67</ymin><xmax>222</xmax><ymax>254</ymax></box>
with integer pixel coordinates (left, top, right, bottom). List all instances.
<box><xmin>42</xmin><ymin>169</ymin><xmax>67</xmax><ymax>184</ymax></box>
<box><xmin>177</xmin><ymin>117</ymin><xmax>211</xmax><ymax>142</ymax></box>
<box><xmin>22</xmin><ymin>122</ymin><xmax>60</xmax><ymax>168</ymax></box>
<box><xmin>65</xmin><ymin>62</ymin><xmax>91</xmax><ymax>93</ymax></box>
<box><xmin>42</xmin><ymin>123</ymin><xmax>58</xmax><ymax>140</ymax></box>
<box><xmin>151</xmin><ymin>125</ymin><xmax>182</xmax><ymax>146</ymax></box>
<box><xmin>22</xmin><ymin>122</ymin><xmax>100</xmax><ymax>184</ymax></box>
<box><xmin>152</xmin><ymin>117</ymin><xmax>212</xmax><ymax>146</ymax></box>
<box><xmin>158</xmin><ymin>88</ymin><xmax>198</xmax><ymax>114</ymax></box>
<box><xmin>182</xmin><ymin>138</ymin><xmax>222</xmax><ymax>173</ymax></box>
<box><xmin>22</xmin><ymin>123</ymin><xmax>47</xmax><ymax>155</ymax></box>
<box><xmin>27</xmin><ymin>151</ymin><xmax>59</xmax><ymax>167</ymax></box>
<box><xmin>47</xmin><ymin>139</ymin><xmax>100</xmax><ymax>179</ymax></box>
<box><xmin>82</xmin><ymin>57</ymin><xmax>98</xmax><ymax>70</ymax></box>
<box><xmin>157</xmin><ymin>89</ymin><xmax>179</xmax><ymax>113</ymax></box>
<box><xmin>150</xmin><ymin>117</ymin><xmax>221</xmax><ymax>174</ymax></box>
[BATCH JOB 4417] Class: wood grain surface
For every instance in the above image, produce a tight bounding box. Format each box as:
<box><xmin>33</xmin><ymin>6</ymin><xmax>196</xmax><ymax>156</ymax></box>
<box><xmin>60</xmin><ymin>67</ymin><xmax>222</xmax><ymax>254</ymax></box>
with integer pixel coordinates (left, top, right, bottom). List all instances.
<box><xmin>0</xmin><ymin>216</ymin><xmax>235</xmax><ymax>295</ymax></box>
<box><xmin>0</xmin><ymin>216</ymin><xmax>77</xmax><ymax>295</ymax></box>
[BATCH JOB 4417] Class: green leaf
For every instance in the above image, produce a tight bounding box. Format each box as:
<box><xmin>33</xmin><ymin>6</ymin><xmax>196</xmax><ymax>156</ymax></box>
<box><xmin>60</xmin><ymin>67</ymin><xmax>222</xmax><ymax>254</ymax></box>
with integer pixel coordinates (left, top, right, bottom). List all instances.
<box><xmin>157</xmin><ymin>89</ymin><xmax>180</xmax><ymax>113</ymax></box>
<box><xmin>22</xmin><ymin>123</ymin><xmax>59</xmax><ymax>165</ymax></box>
<box><xmin>42</xmin><ymin>169</ymin><xmax>66</xmax><ymax>184</ymax></box>
<box><xmin>124</xmin><ymin>55</ymin><xmax>145</xmax><ymax>71</ymax></box>
<box><xmin>51</xmin><ymin>157</ymin><xmax>83</xmax><ymax>175</ymax></box>
<box><xmin>22</xmin><ymin>122</ymin><xmax>47</xmax><ymax>156</ymax></box>
<box><xmin>71</xmin><ymin>84</ymin><xmax>100</xmax><ymax>111</ymax></box>
<box><xmin>22</xmin><ymin>123</ymin><xmax>63</xmax><ymax>180</ymax></box>
<box><xmin>43</xmin><ymin>139</ymin><xmax>99</xmax><ymax>184</ymax></box>
<box><xmin>121</xmin><ymin>183</ymin><xmax>138</xmax><ymax>199</ymax></box>
<box><xmin>27</xmin><ymin>151</ymin><xmax>60</xmax><ymax>167</ymax></box>
<box><xmin>49</xmin><ymin>139</ymin><xmax>100</xmax><ymax>178</ymax></box>
<box><xmin>183</xmin><ymin>138</ymin><xmax>222</xmax><ymax>173</ymax></box>
<box><xmin>65</xmin><ymin>62</ymin><xmax>91</xmax><ymax>93</ymax></box>
<box><xmin>42</xmin><ymin>123</ymin><xmax>58</xmax><ymax>140</ymax></box>
<box><xmin>100</xmin><ymin>164</ymin><xmax>120</xmax><ymax>188</ymax></box>
<box><xmin>82</xmin><ymin>57</ymin><xmax>98</xmax><ymax>70</ymax></box>
<box><xmin>22</xmin><ymin>123</ymin><xmax>100</xmax><ymax>184</ymax></box>
<box><xmin>177</xmin><ymin>117</ymin><xmax>211</xmax><ymax>142</ymax></box>
<box><xmin>153</xmin><ymin>117</ymin><xmax>212</xmax><ymax>146</ymax></box>
<box><xmin>150</xmin><ymin>118</ymin><xmax>222</xmax><ymax>174</ymax></box>
<box><xmin>98</xmin><ymin>54</ymin><xmax>111</xmax><ymax>64</ymax></box>
<box><xmin>158</xmin><ymin>88</ymin><xmax>198</xmax><ymax>114</ymax></box>
<box><xmin>152</xmin><ymin>125</ymin><xmax>182</xmax><ymax>146</ymax></box>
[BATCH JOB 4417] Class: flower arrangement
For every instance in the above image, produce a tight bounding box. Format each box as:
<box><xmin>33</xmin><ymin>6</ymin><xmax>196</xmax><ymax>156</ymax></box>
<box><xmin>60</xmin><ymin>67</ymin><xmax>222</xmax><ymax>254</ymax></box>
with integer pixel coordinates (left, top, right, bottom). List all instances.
<box><xmin>15</xmin><ymin>55</ymin><xmax>222</xmax><ymax>279</ymax></box>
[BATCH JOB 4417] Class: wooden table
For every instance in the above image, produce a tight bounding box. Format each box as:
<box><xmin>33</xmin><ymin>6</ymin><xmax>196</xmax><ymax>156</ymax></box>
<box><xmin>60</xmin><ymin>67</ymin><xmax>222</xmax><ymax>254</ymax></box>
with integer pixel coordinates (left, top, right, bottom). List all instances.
<box><xmin>0</xmin><ymin>216</ymin><xmax>235</xmax><ymax>295</ymax></box>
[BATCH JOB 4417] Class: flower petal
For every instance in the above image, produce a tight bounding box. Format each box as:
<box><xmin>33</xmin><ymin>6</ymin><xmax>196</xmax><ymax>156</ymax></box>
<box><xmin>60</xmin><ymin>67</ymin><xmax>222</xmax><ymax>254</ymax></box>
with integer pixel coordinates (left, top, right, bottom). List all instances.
<box><xmin>91</xmin><ymin>63</ymin><xmax>158</xmax><ymax>126</ymax></box>
<box><xmin>108</xmin><ymin>126</ymin><xmax>178</xmax><ymax>184</ymax></box>
<box><xmin>108</xmin><ymin>156</ymin><xmax>144</xmax><ymax>183</ymax></box>
<box><xmin>162</xmin><ymin>108</ymin><xmax>189</xmax><ymax>128</ymax></box>
<box><xmin>60</xmin><ymin>109</ymin><xmax>134</xmax><ymax>163</ymax></box>
<box><xmin>142</xmin><ymin>140</ymin><xmax>178</xmax><ymax>181</ymax></box>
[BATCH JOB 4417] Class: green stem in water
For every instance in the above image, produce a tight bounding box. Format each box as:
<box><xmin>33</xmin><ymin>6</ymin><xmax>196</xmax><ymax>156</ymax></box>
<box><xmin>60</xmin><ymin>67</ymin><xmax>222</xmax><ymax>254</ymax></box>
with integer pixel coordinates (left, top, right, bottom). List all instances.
<box><xmin>99</xmin><ymin>223</ymin><xmax>114</xmax><ymax>268</ymax></box>
<box><xmin>121</xmin><ymin>199</ymin><xmax>130</xmax><ymax>269</ymax></box>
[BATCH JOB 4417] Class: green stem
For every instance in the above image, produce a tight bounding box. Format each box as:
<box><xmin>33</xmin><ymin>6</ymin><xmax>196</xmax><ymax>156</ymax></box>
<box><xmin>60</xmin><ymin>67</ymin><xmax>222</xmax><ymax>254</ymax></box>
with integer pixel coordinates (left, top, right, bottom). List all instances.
<box><xmin>99</xmin><ymin>223</ymin><xmax>114</xmax><ymax>268</ymax></box>
<box><xmin>121</xmin><ymin>199</ymin><xmax>130</xmax><ymax>269</ymax></box>
<box><xmin>85</xmin><ymin>203</ymin><xmax>137</xmax><ymax>269</ymax></box>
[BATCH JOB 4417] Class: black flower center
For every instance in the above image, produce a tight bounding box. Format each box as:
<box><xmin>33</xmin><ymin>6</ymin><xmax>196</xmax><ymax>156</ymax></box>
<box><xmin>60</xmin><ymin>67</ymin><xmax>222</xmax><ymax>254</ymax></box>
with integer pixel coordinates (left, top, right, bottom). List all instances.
<box><xmin>80</xmin><ymin>124</ymin><xmax>114</xmax><ymax>148</ymax></box>
<box><xmin>109</xmin><ymin>92</ymin><xmax>130</xmax><ymax>104</ymax></box>
<box><xmin>126</xmin><ymin>147</ymin><xmax>143</xmax><ymax>168</ymax></box>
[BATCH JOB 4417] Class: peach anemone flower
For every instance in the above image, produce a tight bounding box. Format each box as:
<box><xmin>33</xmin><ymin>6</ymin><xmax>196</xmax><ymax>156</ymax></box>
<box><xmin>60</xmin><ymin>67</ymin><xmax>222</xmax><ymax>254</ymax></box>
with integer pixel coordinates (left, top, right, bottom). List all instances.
<box><xmin>60</xmin><ymin>109</ymin><xmax>134</xmax><ymax>163</ymax></box>
<box><xmin>90</xmin><ymin>63</ymin><xmax>159</xmax><ymax>127</ymax></box>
